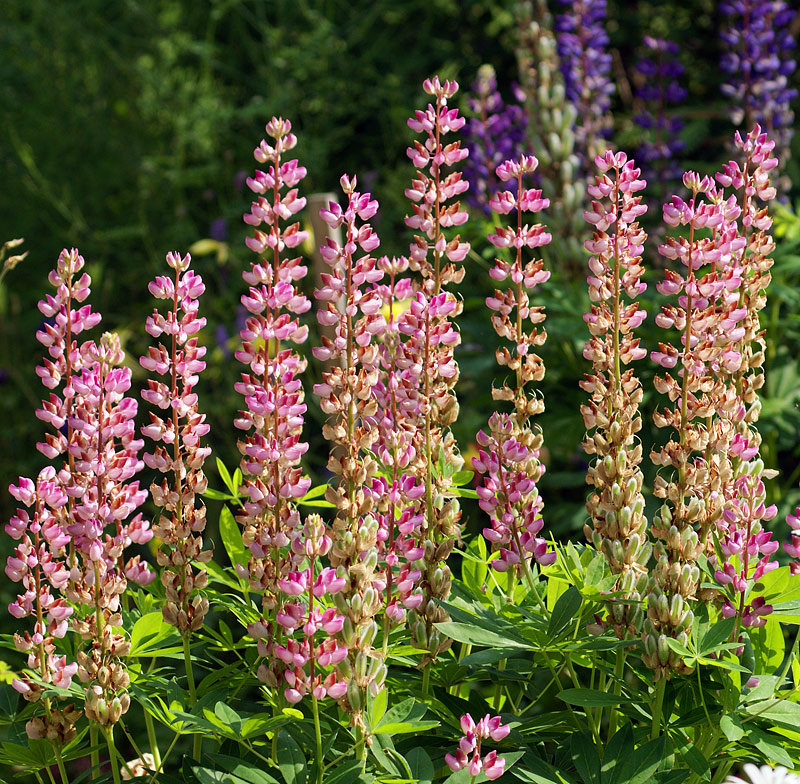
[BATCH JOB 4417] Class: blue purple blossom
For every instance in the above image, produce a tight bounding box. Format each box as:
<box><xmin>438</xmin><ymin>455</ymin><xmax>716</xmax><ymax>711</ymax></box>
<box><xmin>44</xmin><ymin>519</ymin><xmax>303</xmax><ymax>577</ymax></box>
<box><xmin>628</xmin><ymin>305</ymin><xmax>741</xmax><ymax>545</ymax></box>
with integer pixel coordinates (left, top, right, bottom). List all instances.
<box><xmin>463</xmin><ymin>64</ymin><xmax>527</xmax><ymax>214</ymax></box>
<box><xmin>634</xmin><ymin>37</ymin><xmax>686</xmax><ymax>198</ymax></box>
<box><xmin>720</xmin><ymin>0</ymin><xmax>797</xmax><ymax>194</ymax></box>
<box><xmin>554</xmin><ymin>0</ymin><xmax>614</xmax><ymax>163</ymax></box>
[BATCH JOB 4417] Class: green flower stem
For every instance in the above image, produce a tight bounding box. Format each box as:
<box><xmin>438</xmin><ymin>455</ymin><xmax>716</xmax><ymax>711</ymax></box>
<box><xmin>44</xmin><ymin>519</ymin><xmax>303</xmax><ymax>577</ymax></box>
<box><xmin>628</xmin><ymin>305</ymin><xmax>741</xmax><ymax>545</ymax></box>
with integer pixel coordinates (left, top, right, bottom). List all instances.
<box><xmin>493</xmin><ymin>659</ymin><xmax>506</xmax><ymax>711</ymax></box>
<box><xmin>89</xmin><ymin>725</ymin><xmax>100</xmax><ymax>780</ymax></box>
<box><xmin>311</xmin><ymin>694</ymin><xmax>323</xmax><ymax>784</ymax></box>
<box><xmin>650</xmin><ymin>678</ymin><xmax>666</xmax><ymax>740</ymax></box>
<box><xmin>182</xmin><ymin>634</ymin><xmax>201</xmax><ymax>761</ymax></box>
<box><xmin>142</xmin><ymin>658</ymin><xmax>162</xmax><ymax>770</ymax></box>
<box><xmin>355</xmin><ymin>724</ymin><xmax>366</xmax><ymax>769</ymax></box>
<box><xmin>421</xmin><ymin>662</ymin><xmax>431</xmax><ymax>696</ymax></box>
<box><xmin>104</xmin><ymin>726</ymin><xmax>123</xmax><ymax>784</ymax></box>
<box><xmin>54</xmin><ymin>746</ymin><xmax>69</xmax><ymax>784</ymax></box>
<box><xmin>607</xmin><ymin>648</ymin><xmax>625</xmax><ymax>741</ymax></box>
<box><xmin>147</xmin><ymin>731</ymin><xmax>181</xmax><ymax>784</ymax></box>
<box><xmin>45</xmin><ymin>764</ymin><xmax>58</xmax><ymax>784</ymax></box>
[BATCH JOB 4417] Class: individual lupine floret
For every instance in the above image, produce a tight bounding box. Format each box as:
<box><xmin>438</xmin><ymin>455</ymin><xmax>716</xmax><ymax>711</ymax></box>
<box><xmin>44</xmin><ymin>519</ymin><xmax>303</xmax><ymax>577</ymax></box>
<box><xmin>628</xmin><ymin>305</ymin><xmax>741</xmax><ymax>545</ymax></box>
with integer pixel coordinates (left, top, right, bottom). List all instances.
<box><xmin>645</xmin><ymin>171</ymin><xmax>748</xmax><ymax>679</ymax></box>
<box><xmin>234</xmin><ymin>117</ymin><xmax>313</xmax><ymax>687</ymax></box>
<box><xmin>473</xmin><ymin>156</ymin><xmax>555</xmax><ymax>580</ymax></box>
<box><xmin>720</xmin><ymin>0</ymin><xmax>796</xmax><ymax>197</ymax></box>
<box><xmin>581</xmin><ymin>151</ymin><xmax>651</xmax><ymax>638</ymax></box>
<box><xmin>463</xmin><ymin>64</ymin><xmax>527</xmax><ymax>214</ymax></box>
<box><xmin>67</xmin><ymin>331</ymin><xmax>150</xmax><ymax>727</ymax></box>
<box><xmin>633</xmin><ymin>37</ymin><xmax>686</xmax><ymax>211</ymax></box>
<box><xmin>313</xmin><ymin>175</ymin><xmax>387</xmax><ymax>723</ymax></box>
<box><xmin>554</xmin><ymin>0</ymin><xmax>614</xmax><ymax>167</ymax></box>
<box><xmin>445</xmin><ymin>713</ymin><xmax>510</xmax><ymax>780</ymax></box>
<box><xmin>140</xmin><ymin>251</ymin><xmax>213</xmax><ymax>635</ymax></box>
<box><xmin>400</xmin><ymin>76</ymin><xmax>470</xmax><ymax>663</ymax></box>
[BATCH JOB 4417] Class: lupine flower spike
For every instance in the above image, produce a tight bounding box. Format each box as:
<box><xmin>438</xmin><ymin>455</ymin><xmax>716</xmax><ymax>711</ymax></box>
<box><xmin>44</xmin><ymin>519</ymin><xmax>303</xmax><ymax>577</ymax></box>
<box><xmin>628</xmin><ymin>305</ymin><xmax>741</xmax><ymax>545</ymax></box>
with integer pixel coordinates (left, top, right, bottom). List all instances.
<box><xmin>7</xmin><ymin>248</ymin><xmax>98</xmax><ymax>742</ymax></box>
<box><xmin>314</xmin><ymin>174</ymin><xmax>388</xmax><ymax>723</ymax></box>
<box><xmin>633</xmin><ymin>37</ymin><xmax>686</xmax><ymax>212</ymax></box>
<box><xmin>463</xmin><ymin>64</ymin><xmax>527</xmax><ymax>214</ymax></box>
<box><xmin>555</xmin><ymin>0</ymin><xmax>614</xmax><ymax>167</ymax></box>
<box><xmin>401</xmin><ymin>76</ymin><xmax>470</xmax><ymax>662</ymax></box>
<box><xmin>713</xmin><ymin>127</ymin><xmax>780</xmax><ymax>628</ymax></box>
<box><xmin>69</xmin><ymin>330</ymin><xmax>150</xmax><ymax>728</ymax></box>
<box><xmin>474</xmin><ymin>156</ymin><xmax>555</xmax><ymax>580</ymax></box>
<box><xmin>581</xmin><ymin>151</ymin><xmax>651</xmax><ymax>638</ymax></box>
<box><xmin>515</xmin><ymin>0</ymin><xmax>585</xmax><ymax>273</ymax></box>
<box><xmin>141</xmin><ymin>251</ymin><xmax>212</xmax><ymax>635</ymax></box>
<box><xmin>445</xmin><ymin>714</ymin><xmax>510</xmax><ymax>780</ymax></box>
<box><xmin>720</xmin><ymin>0</ymin><xmax>796</xmax><ymax>197</ymax></box>
<box><xmin>646</xmin><ymin>158</ymin><xmax>759</xmax><ymax>677</ymax></box>
<box><xmin>235</xmin><ymin>117</ymin><xmax>317</xmax><ymax>698</ymax></box>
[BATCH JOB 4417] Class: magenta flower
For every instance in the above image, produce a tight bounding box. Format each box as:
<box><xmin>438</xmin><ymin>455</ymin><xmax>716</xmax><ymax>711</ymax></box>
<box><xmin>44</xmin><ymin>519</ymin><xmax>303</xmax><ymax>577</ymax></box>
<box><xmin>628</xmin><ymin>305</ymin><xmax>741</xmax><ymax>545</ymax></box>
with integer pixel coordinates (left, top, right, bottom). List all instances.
<box><xmin>445</xmin><ymin>713</ymin><xmax>510</xmax><ymax>780</ymax></box>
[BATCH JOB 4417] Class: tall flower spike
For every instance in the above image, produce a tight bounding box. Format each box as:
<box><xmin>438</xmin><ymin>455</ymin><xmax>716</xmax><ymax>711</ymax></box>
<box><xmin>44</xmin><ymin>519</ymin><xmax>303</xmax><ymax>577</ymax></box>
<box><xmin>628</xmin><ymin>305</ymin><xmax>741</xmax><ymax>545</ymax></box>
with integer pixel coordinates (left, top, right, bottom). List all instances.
<box><xmin>581</xmin><ymin>151</ymin><xmax>650</xmax><ymax>638</ymax></box>
<box><xmin>400</xmin><ymin>76</ymin><xmax>469</xmax><ymax>663</ymax></box>
<box><xmin>473</xmin><ymin>156</ymin><xmax>555</xmax><ymax>579</ymax></box>
<box><xmin>463</xmin><ymin>64</ymin><xmax>527</xmax><ymax>215</ymax></box>
<box><xmin>645</xmin><ymin>168</ymin><xmax>747</xmax><ymax>679</ymax></box>
<box><xmin>720</xmin><ymin>0</ymin><xmax>797</xmax><ymax>197</ymax></box>
<box><xmin>234</xmin><ymin>117</ymin><xmax>313</xmax><ymax>694</ymax></box>
<box><xmin>68</xmin><ymin>331</ymin><xmax>150</xmax><ymax>727</ymax></box>
<box><xmin>712</xmin><ymin>127</ymin><xmax>781</xmax><ymax>627</ymax></box>
<box><xmin>141</xmin><ymin>251</ymin><xmax>212</xmax><ymax>635</ymax></box>
<box><xmin>364</xmin><ymin>255</ymin><xmax>423</xmax><ymax>635</ymax></box>
<box><xmin>313</xmin><ymin>174</ymin><xmax>387</xmax><ymax>723</ymax></box>
<box><xmin>555</xmin><ymin>0</ymin><xmax>614</xmax><ymax>167</ymax></box>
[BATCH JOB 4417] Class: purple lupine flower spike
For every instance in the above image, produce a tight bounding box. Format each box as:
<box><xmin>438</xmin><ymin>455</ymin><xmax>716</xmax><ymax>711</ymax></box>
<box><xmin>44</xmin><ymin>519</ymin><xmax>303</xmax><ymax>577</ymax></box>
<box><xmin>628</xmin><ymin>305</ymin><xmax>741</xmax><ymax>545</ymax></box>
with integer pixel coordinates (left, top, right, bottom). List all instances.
<box><xmin>555</xmin><ymin>0</ymin><xmax>614</xmax><ymax>165</ymax></box>
<box><xmin>720</xmin><ymin>0</ymin><xmax>797</xmax><ymax>197</ymax></box>
<box><xmin>463</xmin><ymin>64</ymin><xmax>527</xmax><ymax>214</ymax></box>
<box><xmin>633</xmin><ymin>37</ymin><xmax>686</xmax><ymax>205</ymax></box>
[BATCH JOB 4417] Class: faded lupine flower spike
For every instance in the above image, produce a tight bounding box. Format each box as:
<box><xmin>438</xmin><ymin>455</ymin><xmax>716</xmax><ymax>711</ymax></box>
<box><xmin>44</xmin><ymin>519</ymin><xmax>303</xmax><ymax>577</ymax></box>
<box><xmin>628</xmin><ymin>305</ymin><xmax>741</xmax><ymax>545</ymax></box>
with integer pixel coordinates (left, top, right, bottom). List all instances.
<box><xmin>235</xmin><ymin>117</ymin><xmax>315</xmax><ymax>701</ymax></box>
<box><xmin>581</xmin><ymin>151</ymin><xmax>651</xmax><ymax>638</ymax></box>
<box><xmin>474</xmin><ymin>155</ymin><xmax>555</xmax><ymax>580</ymax></box>
<box><xmin>401</xmin><ymin>75</ymin><xmax>470</xmax><ymax>663</ymax></box>
<box><xmin>141</xmin><ymin>251</ymin><xmax>212</xmax><ymax>635</ymax></box>
<box><xmin>313</xmin><ymin>174</ymin><xmax>387</xmax><ymax>723</ymax></box>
